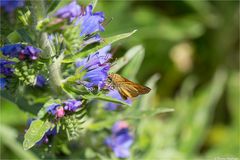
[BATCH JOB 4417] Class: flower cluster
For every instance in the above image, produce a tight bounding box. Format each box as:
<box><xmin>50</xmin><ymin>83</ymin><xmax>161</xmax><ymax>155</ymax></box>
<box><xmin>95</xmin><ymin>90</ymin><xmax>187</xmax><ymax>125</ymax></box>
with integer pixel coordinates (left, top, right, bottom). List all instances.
<box><xmin>1</xmin><ymin>44</ymin><xmax>41</xmax><ymax>60</ymax></box>
<box><xmin>0</xmin><ymin>44</ymin><xmax>46</xmax><ymax>89</ymax></box>
<box><xmin>0</xmin><ymin>0</ymin><xmax>25</xmax><ymax>13</ymax></box>
<box><xmin>105</xmin><ymin>121</ymin><xmax>134</xmax><ymax>158</ymax></box>
<box><xmin>76</xmin><ymin>45</ymin><xmax>112</xmax><ymax>90</ymax></box>
<box><xmin>55</xmin><ymin>1</ymin><xmax>104</xmax><ymax>36</ymax></box>
<box><xmin>46</xmin><ymin>99</ymin><xmax>82</xmax><ymax>118</ymax></box>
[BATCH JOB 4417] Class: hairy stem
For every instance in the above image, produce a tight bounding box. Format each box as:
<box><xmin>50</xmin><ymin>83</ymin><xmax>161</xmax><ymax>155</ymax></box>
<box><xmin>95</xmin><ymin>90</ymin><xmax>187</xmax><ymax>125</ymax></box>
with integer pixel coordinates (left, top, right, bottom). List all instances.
<box><xmin>49</xmin><ymin>54</ymin><xmax>64</xmax><ymax>95</ymax></box>
<box><xmin>30</xmin><ymin>0</ymin><xmax>70</xmax><ymax>97</ymax></box>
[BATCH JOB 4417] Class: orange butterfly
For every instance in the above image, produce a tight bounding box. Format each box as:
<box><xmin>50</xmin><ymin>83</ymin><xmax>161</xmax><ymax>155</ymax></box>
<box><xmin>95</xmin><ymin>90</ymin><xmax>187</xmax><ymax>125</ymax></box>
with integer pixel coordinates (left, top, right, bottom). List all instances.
<box><xmin>108</xmin><ymin>73</ymin><xmax>151</xmax><ymax>100</ymax></box>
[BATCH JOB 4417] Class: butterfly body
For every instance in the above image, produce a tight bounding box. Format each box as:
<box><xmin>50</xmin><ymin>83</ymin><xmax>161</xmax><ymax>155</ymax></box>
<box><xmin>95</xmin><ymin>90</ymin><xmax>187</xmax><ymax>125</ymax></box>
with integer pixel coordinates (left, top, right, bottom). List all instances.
<box><xmin>108</xmin><ymin>73</ymin><xmax>151</xmax><ymax>100</ymax></box>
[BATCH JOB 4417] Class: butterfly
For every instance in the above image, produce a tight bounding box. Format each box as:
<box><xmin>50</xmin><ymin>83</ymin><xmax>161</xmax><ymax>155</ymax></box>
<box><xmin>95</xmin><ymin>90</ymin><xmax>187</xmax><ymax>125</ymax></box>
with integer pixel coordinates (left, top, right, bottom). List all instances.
<box><xmin>108</xmin><ymin>73</ymin><xmax>151</xmax><ymax>100</ymax></box>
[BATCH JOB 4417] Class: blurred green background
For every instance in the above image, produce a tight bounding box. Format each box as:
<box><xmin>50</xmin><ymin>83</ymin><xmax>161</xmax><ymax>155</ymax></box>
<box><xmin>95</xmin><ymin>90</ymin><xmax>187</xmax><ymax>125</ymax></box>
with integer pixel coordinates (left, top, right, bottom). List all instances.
<box><xmin>1</xmin><ymin>0</ymin><xmax>239</xmax><ymax>159</ymax></box>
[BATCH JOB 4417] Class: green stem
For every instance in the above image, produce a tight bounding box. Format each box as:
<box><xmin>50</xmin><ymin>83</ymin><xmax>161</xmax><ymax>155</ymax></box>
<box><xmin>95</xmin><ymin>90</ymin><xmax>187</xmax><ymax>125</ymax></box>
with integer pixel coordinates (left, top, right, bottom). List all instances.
<box><xmin>49</xmin><ymin>54</ymin><xmax>64</xmax><ymax>95</ymax></box>
<box><xmin>30</xmin><ymin>0</ymin><xmax>71</xmax><ymax>98</ymax></box>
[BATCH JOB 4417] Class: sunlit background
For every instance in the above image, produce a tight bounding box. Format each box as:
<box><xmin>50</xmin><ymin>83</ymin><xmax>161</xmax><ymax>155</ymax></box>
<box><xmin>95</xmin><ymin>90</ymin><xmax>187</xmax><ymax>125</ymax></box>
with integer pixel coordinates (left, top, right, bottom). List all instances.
<box><xmin>1</xmin><ymin>0</ymin><xmax>239</xmax><ymax>159</ymax></box>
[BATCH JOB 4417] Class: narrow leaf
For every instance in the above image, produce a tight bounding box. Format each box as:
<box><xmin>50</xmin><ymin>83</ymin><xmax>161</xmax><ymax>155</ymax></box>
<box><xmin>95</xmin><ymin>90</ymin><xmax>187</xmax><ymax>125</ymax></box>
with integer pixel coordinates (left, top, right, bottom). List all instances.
<box><xmin>23</xmin><ymin>120</ymin><xmax>52</xmax><ymax>150</ymax></box>
<box><xmin>121</xmin><ymin>45</ymin><xmax>145</xmax><ymax>80</ymax></box>
<box><xmin>83</xmin><ymin>94</ymin><xmax>130</xmax><ymax>106</ymax></box>
<box><xmin>110</xmin><ymin>45</ymin><xmax>144</xmax><ymax>73</ymax></box>
<box><xmin>62</xmin><ymin>30</ymin><xmax>137</xmax><ymax>63</ymax></box>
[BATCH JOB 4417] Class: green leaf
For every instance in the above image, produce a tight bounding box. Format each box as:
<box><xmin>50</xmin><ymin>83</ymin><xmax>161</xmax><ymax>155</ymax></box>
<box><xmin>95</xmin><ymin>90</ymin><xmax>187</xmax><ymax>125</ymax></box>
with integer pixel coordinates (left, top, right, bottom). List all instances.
<box><xmin>121</xmin><ymin>45</ymin><xmax>145</xmax><ymax>80</ymax></box>
<box><xmin>179</xmin><ymin>69</ymin><xmax>227</xmax><ymax>155</ymax></box>
<box><xmin>0</xmin><ymin>124</ymin><xmax>38</xmax><ymax>160</ymax></box>
<box><xmin>83</xmin><ymin>94</ymin><xmax>131</xmax><ymax>107</ymax></box>
<box><xmin>125</xmin><ymin>108</ymin><xmax>175</xmax><ymax>119</ymax></box>
<box><xmin>110</xmin><ymin>45</ymin><xmax>144</xmax><ymax>73</ymax></box>
<box><xmin>139</xmin><ymin>74</ymin><xmax>161</xmax><ymax>110</ymax></box>
<box><xmin>62</xmin><ymin>30</ymin><xmax>137</xmax><ymax>63</ymax></box>
<box><xmin>23</xmin><ymin>119</ymin><xmax>52</xmax><ymax>150</ymax></box>
<box><xmin>227</xmin><ymin>72</ymin><xmax>240</xmax><ymax>128</ymax></box>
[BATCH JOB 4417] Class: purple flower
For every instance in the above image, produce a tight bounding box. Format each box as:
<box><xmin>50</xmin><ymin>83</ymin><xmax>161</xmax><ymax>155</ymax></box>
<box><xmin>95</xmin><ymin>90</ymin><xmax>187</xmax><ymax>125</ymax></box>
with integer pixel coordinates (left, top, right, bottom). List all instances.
<box><xmin>76</xmin><ymin>5</ymin><xmax>105</xmax><ymax>36</ymax></box>
<box><xmin>105</xmin><ymin>90</ymin><xmax>132</xmax><ymax>111</ymax></box>
<box><xmin>46</xmin><ymin>99</ymin><xmax>82</xmax><ymax>118</ymax></box>
<box><xmin>0</xmin><ymin>0</ymin><xmax>25</xmax><ymax>13</ymax></box>
<box><xmin>54</xmin><ymin>2</ymin><xmax>105</xmax><ymax>36</ymax></box>
<box><xmin>36</xmin><ymin>127</ymin><xmax>57</xmax><ymax>145</ymax></box>
<box><xmin>23</xmin><ymin>46</ymin><xmax>41</xmax><ymax>60</ymax></box>
<box><xmin>0</xmin><ymin>44</ymin><xmax>25</xmax><ymax>58</ymax></box>
<box><xmin>0</xmin><ymin>44</ymin><xmax>41</xmax><ymax>60</ymax></box>
<box><xmin>0</xmin><ymin>59</ymin><xmax>15</xmax><ymax>76</ymax></box>
<box><xmin>54</xmin><ymin>1</ymin><xmax>81</xmax><ymax>21</ymax></box>
<box><xmin>0</xmin><ymin>78</ymin><xmax>7</xmax><ymax>89</ymax></box>
<box><xmin>105</xmin><ymin>121</ymin><xmax>133</xmax><ymax>158</ymax></box>
<box><xmin>46</xmin><ymin>103</ymin><xmax>61</xmax><ymax>115</ymax></box>
<box><xmin>76</xmin><ymin>45</ymin><xmax>111</xmax><ymax>90</ymax></box>
<box><xmin>63</xmin><ymin>99</ymin><xmax>82</xmax><ymax>111</ymax></box>
<box><xmin>35</xmin><ymin>75</ymin><xmax>46</xmax><ymax>87</ymax></box>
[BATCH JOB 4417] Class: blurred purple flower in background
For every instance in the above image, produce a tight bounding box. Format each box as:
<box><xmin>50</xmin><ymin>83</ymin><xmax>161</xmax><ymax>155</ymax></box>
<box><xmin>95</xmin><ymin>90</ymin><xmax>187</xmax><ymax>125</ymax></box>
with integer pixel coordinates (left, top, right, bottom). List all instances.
<box><xmin>76</xmin><ymin>45</ymin><xmax>111</xmax><ymax>90</ymax></box>
<box><xmin>105</xmin><ymin>121</ymin><xmax>133</xmax><ymax>158</ymax></box>
<box><xmin>105</xmin><ymin>90</ymin><xmax>132</xmax><ymax>111</ymax></box>
<box><xmin>35</xmin><ymin>75</ymin><xmax>47</xmax><ymax>87</ymax></box>
<box><xmin>0</xmin><ymin>78</ymin><xmax>7</xmax><ymax>89</ymax></box>
<box><xmin>0</xmin><ymin>0</ymin><xmax>25</xmax><ymax>13</ymax></box>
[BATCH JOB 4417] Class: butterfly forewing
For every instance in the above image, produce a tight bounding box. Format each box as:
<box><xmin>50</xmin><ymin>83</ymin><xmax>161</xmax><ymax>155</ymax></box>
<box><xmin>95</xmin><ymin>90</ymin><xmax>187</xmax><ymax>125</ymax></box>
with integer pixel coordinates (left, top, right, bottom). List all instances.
<box><xmin>109</xmin><ymin>73</ymin><xmax>151</xmax><ymax>99</ymax></box>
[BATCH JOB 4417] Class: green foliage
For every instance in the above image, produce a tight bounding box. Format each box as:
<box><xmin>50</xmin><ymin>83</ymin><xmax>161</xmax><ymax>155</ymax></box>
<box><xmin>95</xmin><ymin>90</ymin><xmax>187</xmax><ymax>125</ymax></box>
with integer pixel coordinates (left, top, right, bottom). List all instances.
<box><xmin>62</xmin><ymin>30</ymin><xmax>137</xmax><ymax>63</ymax></box>
<box><xmin>23</xmin><ymin>119</ymin><xmax>53</xmax><ymax>150</ymax></box>
<box><xmin>0</xmin><ymin>124</ymin><xmax>38</xmax><ymax>160</ymax></box>
<box><xmin>62</xmin><ymin>107</ymin><xmax>86</xmax><ymax>141</ymax></box>
<box><xmin>1</xmin><ymin>0</ymin><xmax>239</xmax><ymax>159</ymax></box>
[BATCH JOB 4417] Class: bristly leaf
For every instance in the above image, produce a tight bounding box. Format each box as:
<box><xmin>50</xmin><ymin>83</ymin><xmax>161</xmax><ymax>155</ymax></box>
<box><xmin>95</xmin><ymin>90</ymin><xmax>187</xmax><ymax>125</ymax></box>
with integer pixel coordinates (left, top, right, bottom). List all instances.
<box><xmin>23</xmin><ymin>119</ymin><xmax>52</xmax><ymax>150</ymax></box>
<box><xmin>62</xmin><ymin>107</ymin><xmax>87</xmax><ymax>141</ymax></box>
<box><xmin>110</xmin><ymin>45</ymin><xmax>144</xmax><ymax>73</ymax></box>
<box><xmin>121</xmin><ymin>45</ymin><xmax>145</xmax><ymax>81</ymax></box>
<box><xmin>62</xmin><ymin>30</ymin><xmax>137</xmax><ymax>63</ymax></box>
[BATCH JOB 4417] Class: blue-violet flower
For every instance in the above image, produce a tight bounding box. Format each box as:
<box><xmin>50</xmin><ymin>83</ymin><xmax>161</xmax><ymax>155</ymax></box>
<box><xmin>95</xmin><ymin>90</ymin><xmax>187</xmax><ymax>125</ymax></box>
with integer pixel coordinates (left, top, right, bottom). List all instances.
<box><xmin>0</xmin><ymin>44</ymin><xmax>41</xmax><ymax>60</ymax></box>
<box><xmin>77</xmin><ymin>4</ymin><xmax>105</xmax><ymax>36</ymax></box>
<box><xmin>0</xmin><ymin>59</ymin><xmax>15</xmax><ymax>76</ymax></box>
<box><xmin>105</xmin><ymin>121</ymin><xmax>133</xmax><ymax>158</ymax></box>
<box><xmin>35</xmin><ymin>75</ymin><xmax>47</xmax><ymax>87</ymax></box>
<box><xmin>0</xmin><ymin>44</ymin><xmax>25</xmax><ymax>58</ymax></box>
<box><xmin>0</xmin><ymin>78</ymin><xmax>7</xmax><ymax>89</ymax></box>
<box><xmin>54</xmin><ymin>1</ymin><xmax>81</xmax><ymax>21</ymax></box>
<box><xmin>46</xmin><ymin>99</ymin><xmax>82</xmax><ymax>118</ymax></box>
<box><xmin>0</xmin><ymin>0</ymin><xmax>25</xmax><ymax>13</ymax></box>
<box><xmin>76</xmin><ymin>45</ymin><xmax>111</xmax><ymax>90</ymax></box>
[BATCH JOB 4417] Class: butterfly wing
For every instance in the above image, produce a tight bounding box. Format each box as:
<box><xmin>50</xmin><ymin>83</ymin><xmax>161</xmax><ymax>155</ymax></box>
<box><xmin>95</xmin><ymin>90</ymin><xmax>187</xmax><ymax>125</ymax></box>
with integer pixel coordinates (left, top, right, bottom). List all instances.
<box><xmin>111</xmin><ymin>74</ymin><xmax>151</xmax><ymax>99</ymax></box>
